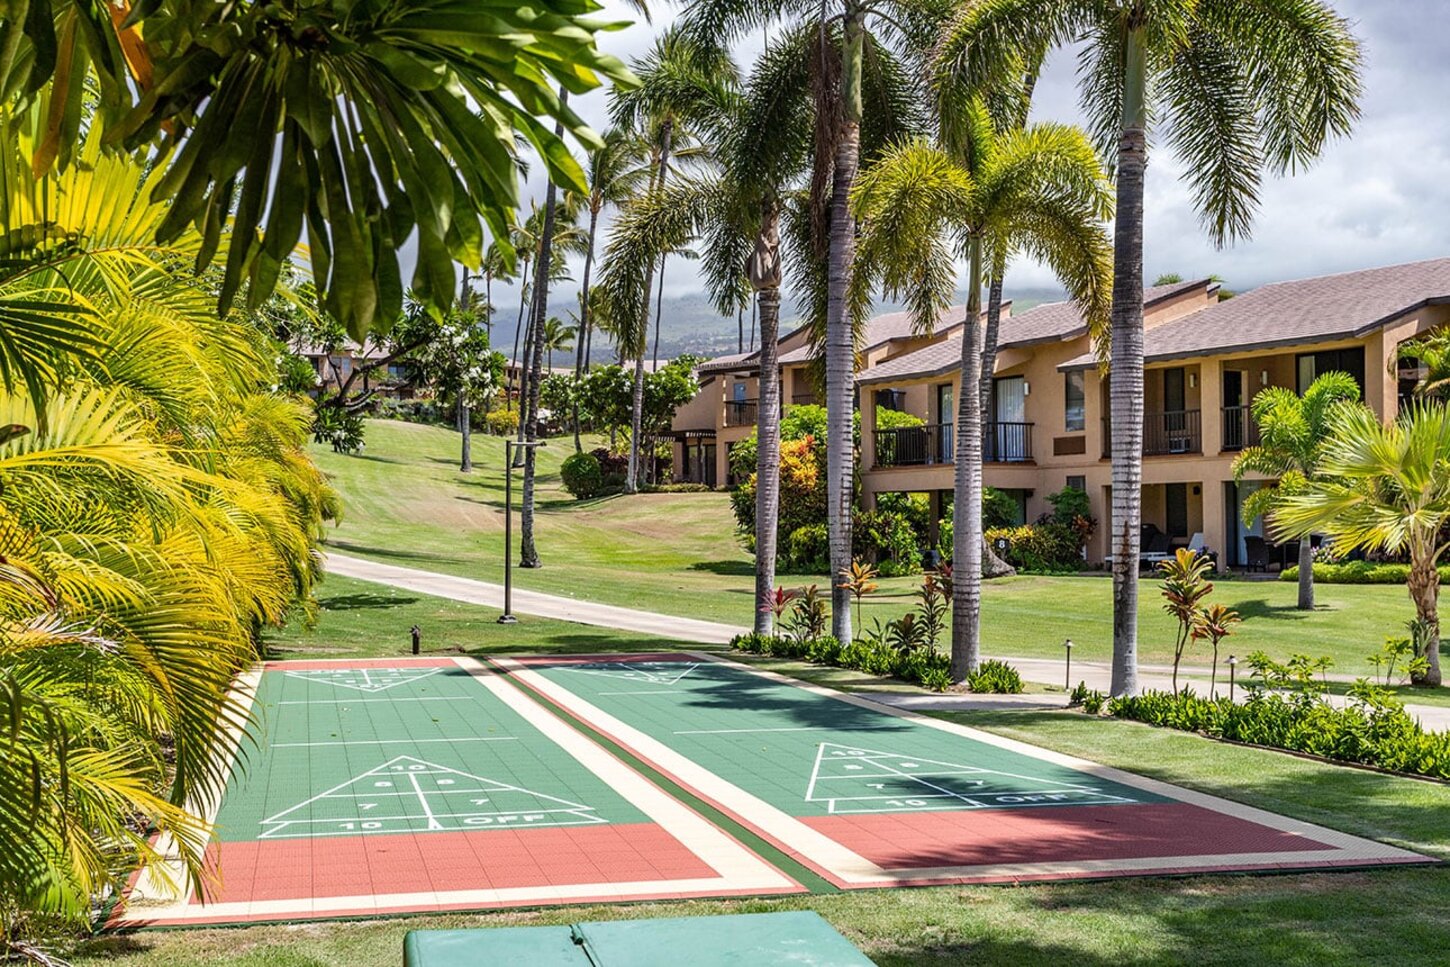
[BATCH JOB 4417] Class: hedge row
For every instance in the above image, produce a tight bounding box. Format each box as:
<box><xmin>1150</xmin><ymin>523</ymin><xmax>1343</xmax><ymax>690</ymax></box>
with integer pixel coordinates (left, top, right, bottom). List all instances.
<box><xmin>1106</xmin><ymin>688</ymin><xmax>1450</xmax><ymax>780</ymax></box>
<box><xmin>731</xmin><ymin>633</ymin><xmax>954</xmax><ymax>691</ymax></box>
<box><xmin>1280</xmin><ymin>561</ymin><xmax>1450</xmax><ymax>584</ymax></box>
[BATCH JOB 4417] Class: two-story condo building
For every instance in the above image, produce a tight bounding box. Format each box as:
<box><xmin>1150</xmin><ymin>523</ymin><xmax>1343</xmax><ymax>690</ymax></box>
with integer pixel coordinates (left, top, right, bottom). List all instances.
<box><xmin>858</xmin><ymin>258</ymin><xmax>1450</xmax><ymax>568</ymax></box>
<box><xmin>670</xmin><ymin>303</ymin><xmax>1006</xmax><ymax>487</ymax></box>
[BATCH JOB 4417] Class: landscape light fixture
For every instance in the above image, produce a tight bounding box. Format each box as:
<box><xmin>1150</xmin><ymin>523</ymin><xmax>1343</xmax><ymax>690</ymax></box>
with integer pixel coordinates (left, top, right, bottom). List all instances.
<box><xmin>1064</xmin><ymin>638</ymin><xmax>1074</xmax><ymax>691</ymax></box>
<box><xmin>1227</xmin><ymin>654</ymin><xmax>1238</xmax><ymax>701</ymax></box>
<box><xmin>499</xmin><ymin>439</ymin><xmax>546</xmax><ymax>625</ymax></box>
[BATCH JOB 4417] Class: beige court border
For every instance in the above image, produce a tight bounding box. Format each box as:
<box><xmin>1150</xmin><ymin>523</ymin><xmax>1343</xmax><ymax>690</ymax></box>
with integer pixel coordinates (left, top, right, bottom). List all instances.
<box><xmin>112</xmin><ymin>656</ymin><xmax>793</xmax><ymax>927</ymax></box>
<box><xmin>495</xmin><ymin>651</ymin><xmax>1429</xmax><ymax>888</ymax></box>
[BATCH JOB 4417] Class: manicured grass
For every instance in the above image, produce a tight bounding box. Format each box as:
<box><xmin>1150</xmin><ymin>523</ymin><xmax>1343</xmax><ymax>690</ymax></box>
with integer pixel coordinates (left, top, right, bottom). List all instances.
<box><xmin>268</xmin><ymin>574</ymin><xmax>695</xmax><ymax>660</ymax></box>
<box><xmin>316</xmin><ymin>420</ymin><xmax>1433</xmax><ymax>678</ymax></box>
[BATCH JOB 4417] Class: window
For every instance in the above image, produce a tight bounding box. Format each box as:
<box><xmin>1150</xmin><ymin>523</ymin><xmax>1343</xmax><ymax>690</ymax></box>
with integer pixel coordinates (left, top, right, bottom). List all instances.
<box><xmin>1064</xmin><ymin>371</ymin><xmax>1085</xmax><ymax>431</ymax></box>
<box><xmin>1066</xmin><ymin>475</ymin><xmax>1086</xmax><ymax>492</ymax></box>
<box><xmin>1165</xmin><ymin>483</ymin><xmax>1189</xmax><ymax>538</ymax></box>
<box><xmin>733</xmin><ymin>382</ymin><xmax>747</xmax><ymax>402</ymax></box>
<box><xmin>874</xmin><ymin>388</ymin><xmax>906</xmax><ymax>412</ymax></box>
<box><xmin>936</xmin><ymin>383</ymin><xmax>954</xmax><ymax>424</ymax></box>
<box><xmin>1296</xmin><ymin>347</ymin><xmax>1365</xmax><ymax>395</ymax></box>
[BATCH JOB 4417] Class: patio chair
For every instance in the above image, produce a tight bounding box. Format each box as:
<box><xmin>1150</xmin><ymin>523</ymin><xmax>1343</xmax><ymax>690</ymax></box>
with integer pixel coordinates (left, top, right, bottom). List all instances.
<box><xmin>1243</xmin><ymin>536</ymin><xmax>1271</xmax><ymax>572</ymax></box>
<box><xmin>1141</xmin><ymin>531</ymin><xmax>1173</xmax><ymax>570</ymax></box>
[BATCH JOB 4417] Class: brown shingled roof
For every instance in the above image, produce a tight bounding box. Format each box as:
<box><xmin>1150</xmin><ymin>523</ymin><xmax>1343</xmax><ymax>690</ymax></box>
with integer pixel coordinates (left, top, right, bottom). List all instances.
<box><xmin>859</xmin><ymin>279</ymin><xmax>1207</xmax><ymax>385</ymax></box>
<box><xmin>1058</xmin><ymin>258</ymin><xmax>1450</xmax><ymax>371</ymax></box>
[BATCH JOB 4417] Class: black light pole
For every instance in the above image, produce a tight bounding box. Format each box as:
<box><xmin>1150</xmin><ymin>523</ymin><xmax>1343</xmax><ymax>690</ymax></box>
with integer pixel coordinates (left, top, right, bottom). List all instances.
<box><xmin>1228</xmin><ymin>655</ymin><xmax>1238</xmax><ymax>702</ymax></box>
<box><xmin>499</xmin><ymin>438</ymin><xmax>544</xmax><ymax>624</ymax></box>
<box><xmin>1064</xmin><ymin>638</ymin><xmax>1074</xmax><ymax>691</ymax></box>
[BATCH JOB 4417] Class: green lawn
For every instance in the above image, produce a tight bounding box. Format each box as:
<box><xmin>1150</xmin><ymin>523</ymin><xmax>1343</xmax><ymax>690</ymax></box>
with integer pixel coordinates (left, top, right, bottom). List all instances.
<box><xmin>315</xmin><ymin>420</ymin><xmax>1429</xmax><ymax>678</ymax></box>
<box><xmin>73</xmin><ymin>588</ymin><xmax>1450</xmax><ymax>965</ymax></box>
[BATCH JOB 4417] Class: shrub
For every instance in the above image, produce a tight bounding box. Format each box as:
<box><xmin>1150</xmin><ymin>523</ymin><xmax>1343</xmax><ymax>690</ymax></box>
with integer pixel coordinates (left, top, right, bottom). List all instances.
<box><xmin>732</xmin><ymin>436</ymin><xmax>827</xmax><ymax>558</ymax></box>
<box><xmin>313</xmin><ymin>402</ymin><xmax>366</xmax><ymax>453</ymax></box>
<box><xmin>1045</xmin><ymin>485</ymin><xmax>1091</xmax><ymax>524</ymax></box>
<box><xmin>560</xmin><ymin>452</ymin><xmax>603</xmax><ymax>499</ymax></box>
<box><xmin>985</xmin><ymin>522</ymin><xmax>1082</xmax><ymax>572</ymax></box>
<box><xmin>876</xmin><ymin>406</ymin><xmax>926</xmax><ymax>431</ymax></box>
<box><xmin>982</xmin><ymin>486</ymin><xmax>1020</xmax><ymax>531</ymax></box>
<box><xmin>591</xmin><ymin>448</ymin><xmax>630</xmax><ymax>490</ymax></box>
<box><xmin>1280</xmin><ymin>561</ymin><xmax>1450</xmax><ymax>584</ymax></box>
<box><xmin>730</xmin><ymin>632</ymin><xmax>953</xmax><ymax>692</ymax></box>
<box><xmin>966</xmin><ymin>659</ymin><xmax>1024</xmax><ymax>694</ymax></box>
<box><xmin>484</xmin><ymin>407</ymin><xmax>519</xmax><ymax>435</ymax></box>
<box><xmin>373</xmin><ymin>398</ymin><xmax>448</xmax><ymax>425</ymax></box>
<box><xmin>1105</xmin><ymin>685</ymin><xmax>1450</xmax><ymax>780</ymax></box>
<box><xmin>644</xmin><ymin>482</ymin><xmax>712</xmax><ymax>493</ymax></box>
<box><xmin>854</xmin><ymin>508</ymin><xmax>922</xmax><ymax>576</ymax></box>
<box><xmin>785</xmin><ymin>524</ymin><xmax>830</xmax><ymax>573</ymax></box>
<box><xmin>1069</xmin><ymin>681</ymin><xmax>1106</xmax><ymax>714</ymax></box>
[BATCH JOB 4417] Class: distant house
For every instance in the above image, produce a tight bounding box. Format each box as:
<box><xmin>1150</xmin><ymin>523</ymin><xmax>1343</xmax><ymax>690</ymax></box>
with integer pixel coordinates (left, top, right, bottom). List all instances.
<box><xmin>291</xmin><ymin>340</ymin><xmax>415</xmax><ymax>400</ymax></box>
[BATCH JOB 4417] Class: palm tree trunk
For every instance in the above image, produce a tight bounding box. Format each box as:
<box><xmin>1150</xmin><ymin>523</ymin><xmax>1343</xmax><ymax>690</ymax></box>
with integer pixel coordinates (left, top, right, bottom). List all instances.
<box><xmin>510</xmin><ymin>260</ymin><xmax>531</xmax><ymax>400</ymax></box>
<box><xmin>627</xmin><ymin>124</ymin><xmax>672</xmax><ymax>494</ymax></box>
<box><xmin>521</xmin><ymin>94</ymin><xmax>568</xmax><ymax>568</ymax></box>
<box><xmin>573</xmin><ymin>203</ymin><xmax>601</xmax><ymax>454</ymax></box>
<box><xmin>978</xmin><ymin>264</ymin><xmax>1012</xmax><ymax>578</ymax></box>
<box><xmin>738</xmin><ymin>305</ymin><xmax>744</xmax><ymax>354</ymax></box>
<box><xmin>458</xmin><ymin>393</ymin><xmax>472</xmax><ymax>472</ymax></box>
<box><xmin>1296</xmin><ymin>538</ymin><xmax>1315</xmax><ymax>610</ymax></box>
<box><xmin>951</xmin><ymin>239</ymin><xmax>985</xmax><ymax>682</ymax></box>
<box><xmin>1409</xmin><ymin>551</ymin><xmax>1442</xmax><ymax>686</ymax></box>
<box><xmin>1108</xmin><ymin>28</ymin><xmax>1149</xmax><ymax>698</ymax></box>
<box><xmin>753</xmin><ymin>282</ymin><xmax>783</xmax><ymax>635</ymax></box>
<box><xmin>651</xmin><ymin>256</ymin><xmax>667</xmax><ymax>369</ymax></box>
<box><xmin>826</xmin><ymin>13</ymin><xmax>864</xmax><ymax>645</ymax></box>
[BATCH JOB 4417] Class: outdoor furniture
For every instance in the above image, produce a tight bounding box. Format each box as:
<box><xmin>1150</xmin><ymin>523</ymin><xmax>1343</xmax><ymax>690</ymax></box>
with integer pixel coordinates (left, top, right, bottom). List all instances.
<box><xmin>1244</xmin><ymin>536</ymin><xmax>1271</xmax><ymax>572</ymax></box>
<box><xmin>403</xmin><ymin>912</ymin><xmax>878</xmax><ymax>966</ymax></box>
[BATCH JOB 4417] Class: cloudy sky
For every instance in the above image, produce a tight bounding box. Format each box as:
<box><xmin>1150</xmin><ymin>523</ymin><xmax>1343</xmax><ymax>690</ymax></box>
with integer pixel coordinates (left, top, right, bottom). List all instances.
<box><xmin>517</xmin><ymin>0</ymin><xmax>1448</xmax><ymax>303</ymax></box>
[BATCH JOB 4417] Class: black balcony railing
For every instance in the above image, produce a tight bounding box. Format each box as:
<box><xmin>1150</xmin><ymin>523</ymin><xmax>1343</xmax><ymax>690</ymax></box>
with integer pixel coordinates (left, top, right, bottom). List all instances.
<box><xmin>724</xmin><ymin>399</ymin><xmax>758</xmax><ymax>427</ymax></box>
<box><xmin>983</xmin><ymin>422</ymin><xmax>1034</xmax><ymax>463</ymax></box>
<box><xmin>873</xmin><ymin>422</ymin><xmax>1033</xmax><ymax>467</ymax></box>
<box><xmin>1102</xmin><ymin>409</ymin><xmax>1202</xmax><ymax>457</ymax></box>
<box><xmin>874</xmin><ymin>423</ymin><xmax>949</xmax><ymax>467</ymax></box>
<box><xmin>1221</xmin><ymin>405</ymin><xmax>1260</xmax><ymax>451</ymax></box>
<box><xmin>792</xmin><ymin>392</ymin><xmax>818</xmax><ymax>406</ymax></box>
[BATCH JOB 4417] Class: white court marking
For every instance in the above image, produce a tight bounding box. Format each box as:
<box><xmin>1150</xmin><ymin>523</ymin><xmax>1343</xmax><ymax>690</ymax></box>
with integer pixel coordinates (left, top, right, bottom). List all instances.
<box><xmin>560</xmin><ymin>661</ymin><xmax>702</xmax><ymax>686</ymax></box>
<box><xmin>259</xmin><ymin>754</ymin><xmax>604</xmax><ymax>838</ymax></box>
<box><xmin>283</xmin><ymin>667</ymin><xmax>444</xmax><ymax>693</ymax></box>
<box><xmin>805</xmin><ymin>742</ymin><xmax>1138</xmax><ymax>814</ymax></box>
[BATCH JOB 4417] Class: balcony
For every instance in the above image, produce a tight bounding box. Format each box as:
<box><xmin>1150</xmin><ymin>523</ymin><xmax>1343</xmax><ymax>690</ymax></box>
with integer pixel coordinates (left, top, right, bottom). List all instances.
<box><xmin>1221</xmin><ymin>405</ymin><xmax>1260</xmax><ymax>451</ymax></box>
<box><xmin>873</xmin><ymin>422</ymin><xmax>1033</xmax><ymax>468</ymax></box>
<box><xmin>724</xmin><ymin>399</ymin><xmax>758</xmax><ymax>427</ymax></box>
<box><xmin>984</xmin><ymin>422</ymin><xmax>1034</xmax><ymax>463</ymax></box>
<box><xmin>1102</xmin><ymin>409</ymin><xmax>1202</xmax><ymax>457</ymax></box>
<box><xmin>791</xmin><ymin>391</ymin><xmax>818</xmax><ymax>406</ymax></box>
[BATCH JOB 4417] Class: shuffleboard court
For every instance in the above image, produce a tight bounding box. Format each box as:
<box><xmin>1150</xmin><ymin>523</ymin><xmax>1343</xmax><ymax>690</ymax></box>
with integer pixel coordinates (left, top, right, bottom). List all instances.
<box><xmin>495</xmin><ymin>652</ymin><xmax>1427</xmax><ymax>888</ymax></box>
<box><xmin>111</xmin><ymin>657</ymin><xmax>794</xmax><ymax>927</ymax></box>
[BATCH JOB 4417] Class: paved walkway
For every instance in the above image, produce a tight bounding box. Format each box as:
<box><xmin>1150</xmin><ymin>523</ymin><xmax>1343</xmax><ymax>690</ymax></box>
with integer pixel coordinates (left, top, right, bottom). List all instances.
<box><xmin>326</xmin><ymin>552</ymin><xmax>1450</xmax><ymax>731</ymax></box>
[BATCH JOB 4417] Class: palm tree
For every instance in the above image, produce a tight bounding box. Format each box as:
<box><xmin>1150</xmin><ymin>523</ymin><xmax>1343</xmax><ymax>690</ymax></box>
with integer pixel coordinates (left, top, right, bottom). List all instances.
<box><xmin>1273</xmin><ymin>401</ymin><xmax>1450</xmax><ymax>687</ymax></box>
<box><xmin>938</xmin><ymin>0</ymin><xmax>1363</xmax><ymax>696</ymax></box>
<box><xmin>611</xmin><ymin>28</ymin><xmax>739</xmax><ymax>494</ymax></box>
<box><xmin>600</xmin><ymin>33</ymin><xmax>812</xmax><ymax>632</ymax></box>
<box><xmin>681</xmin><ymin>1</ymin><xmax>942</xmax><ymax>643</ymax></box>
<box><xmin>1232</xmin><ymin>371</ymin><xmax>1361</xmax><ymax>611</ymax></box>
<box><xmin>542</xmin><ymin>317</ymin><xmax>577</xmax><ymax>371</ymax></box>
<box><xmin>12</xmin><ymin>0</ymin><xmax>635</xmax><ymax>343</ymax></box>
<box><xmin>852</xmin><ymin>102</ymin><xmax>1112</xmax><ymax>681</ymax></box>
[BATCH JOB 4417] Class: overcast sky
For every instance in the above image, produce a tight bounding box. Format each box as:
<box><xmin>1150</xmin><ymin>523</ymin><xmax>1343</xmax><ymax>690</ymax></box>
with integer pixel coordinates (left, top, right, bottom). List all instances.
<box><xmin>511</xmin><ymin>0</ymin><xmax>1448</xmax><ymax>304</ymax></box>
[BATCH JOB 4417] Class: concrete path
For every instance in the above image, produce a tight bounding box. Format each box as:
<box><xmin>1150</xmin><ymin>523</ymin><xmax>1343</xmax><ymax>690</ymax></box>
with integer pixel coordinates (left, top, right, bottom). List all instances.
<box><xmin>325</xmin><ymin>553</ymin><xmax>746</xmax><ymax>645</ymax></box>
<box><xmin>326</xmin><ymin>552</ymin><xmax>1450</xmax><ymax>731</ymax></box>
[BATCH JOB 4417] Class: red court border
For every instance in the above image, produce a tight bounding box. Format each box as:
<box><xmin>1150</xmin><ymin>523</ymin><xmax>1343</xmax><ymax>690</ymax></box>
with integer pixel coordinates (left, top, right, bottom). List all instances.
<box><xmin>493</xmin><ymin>652</ymin><xmax>1432</xmax><ymax>889</ymax></box>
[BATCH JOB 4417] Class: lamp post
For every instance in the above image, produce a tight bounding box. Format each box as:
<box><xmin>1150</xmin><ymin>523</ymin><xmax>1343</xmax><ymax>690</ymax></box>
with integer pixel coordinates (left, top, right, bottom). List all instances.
<box><xmin>1064</xmin><ymin>638</ymin><xmax>1074</xmax><ymax>691</ymax></box>
<box><xmin>499</xmin><ymin>438</ymin><xmax>545</xmax><ymax>624</ymax></box>
<box><xmin>1227</xmin><ymin>655</ymin><xmax>1238</xmax><ymax>702</ymax></box>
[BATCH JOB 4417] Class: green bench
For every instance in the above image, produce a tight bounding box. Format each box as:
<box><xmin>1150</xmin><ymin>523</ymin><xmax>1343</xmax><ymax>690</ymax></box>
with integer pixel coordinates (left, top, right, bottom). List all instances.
<box><xmin>403</xmin><ymin>911</ymin><xmax>877</xmax><ymax>966</ymax></box>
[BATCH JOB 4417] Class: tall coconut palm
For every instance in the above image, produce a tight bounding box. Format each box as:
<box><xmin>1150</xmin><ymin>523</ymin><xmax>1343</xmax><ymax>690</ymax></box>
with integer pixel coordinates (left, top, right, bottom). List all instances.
<box><xmin>938</xmin><ymin>0</ymin><xmax>1363</xmax><ymax>695</ymax></box>
<box><xmin>600</xmin><ymin>32</ymin><xmax>813</xmax><ymax>631</ymax></box>
<box><xmin>852</xmin><ymin>102</ymin><xmax>1112</xmax><ymax>680</ymax></box>
<box><xmin>1273</xmin><ymin>401</ymin><xmax>1450</xmax><ymax>687</ymax></box>
<box><xmin>682</xmin><ymin>0</ymin><xmax>944</xmax><ymax>642</ymax></box>
<box><xmin>1232</xmin><ymin>371</ymin><xmax>1361</xmax><ymax>611</ymax></box>
<box><xmin>611</xmin><ymin>27</ymin><xmax>739</xmax><ymax>494</ymax></box>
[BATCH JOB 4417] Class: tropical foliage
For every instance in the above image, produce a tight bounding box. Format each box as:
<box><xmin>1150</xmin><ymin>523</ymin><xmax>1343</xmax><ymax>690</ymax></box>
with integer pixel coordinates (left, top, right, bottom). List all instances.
<box><xmin>1232</xmin><ymin>371</ymin><xmax>1361</xmax><ymax>610</ymax></box>
<box><xmin>1272</xmin><ymin>401</ymin><xmax>1450</xmax><ymax>687</ymax></box>
<box><xmin>0</xmin><ymin>132</ymin><xmax>334</xmax><ymax>946</ymax></box>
